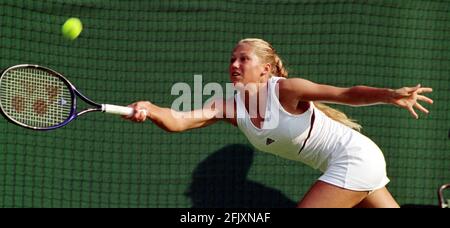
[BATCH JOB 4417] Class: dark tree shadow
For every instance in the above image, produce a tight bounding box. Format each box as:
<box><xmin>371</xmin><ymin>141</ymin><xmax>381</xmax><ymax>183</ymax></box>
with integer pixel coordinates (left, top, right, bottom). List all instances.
<box><xmin>185</xmin><ymin>144</ymin><xmax>297</xmax><ymax>208</ymax></box>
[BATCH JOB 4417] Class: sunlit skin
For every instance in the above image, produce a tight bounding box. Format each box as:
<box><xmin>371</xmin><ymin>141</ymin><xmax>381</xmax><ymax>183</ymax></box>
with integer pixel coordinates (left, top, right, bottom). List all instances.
<box><xmin>229</xmin><ymin>43</ymin><xmax>272</xmax><ymax>124</ymax></box>
<box><xmin>125</xmin><ymin>42</ymin><xmax>434</xmax><ymax>125</ymax></box>
<box><xmin>123</xmin><ymin>40</ymin><xmax>433</xmax><ymax>208</ymax></box>
<box><xmin>229</xmin><ymin>43</ymin><xmax>270</xmax><ymax>86</ymax></box>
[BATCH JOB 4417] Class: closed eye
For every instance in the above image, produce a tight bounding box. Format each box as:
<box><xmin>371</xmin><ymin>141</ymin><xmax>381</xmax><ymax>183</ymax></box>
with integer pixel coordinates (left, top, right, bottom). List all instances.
<box><xmin>240</xmin><ymin>56</ymin><xmax>250</xmax><ymax>62</ymax></box>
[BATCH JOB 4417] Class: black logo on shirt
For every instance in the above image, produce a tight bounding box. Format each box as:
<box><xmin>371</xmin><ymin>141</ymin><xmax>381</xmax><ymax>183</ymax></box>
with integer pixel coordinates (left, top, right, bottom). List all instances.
<box><xmin>266</xmin><ymin>138</ymin><xmax>275</xmax><ymax>145</ymax></box>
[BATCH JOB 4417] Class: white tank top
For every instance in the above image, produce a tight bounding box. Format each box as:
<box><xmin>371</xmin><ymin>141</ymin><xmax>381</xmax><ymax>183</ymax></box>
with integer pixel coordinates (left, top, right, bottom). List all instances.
<box><xmin>235</xmin><ymin>76</ymin><xmax>360</xmax><ymax>171</ymax></box>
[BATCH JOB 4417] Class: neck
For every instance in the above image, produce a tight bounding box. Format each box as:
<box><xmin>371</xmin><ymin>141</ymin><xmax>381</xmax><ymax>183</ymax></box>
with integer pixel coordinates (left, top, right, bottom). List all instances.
<box><xmin>241</xmin><ymin>82</ymin><xmax>269</xmax><ymax>119</ymax></box>
<box><xmin>236</xmin><ymin>78</ymin><xmax>269</xmax><ymax>95</ymax></box>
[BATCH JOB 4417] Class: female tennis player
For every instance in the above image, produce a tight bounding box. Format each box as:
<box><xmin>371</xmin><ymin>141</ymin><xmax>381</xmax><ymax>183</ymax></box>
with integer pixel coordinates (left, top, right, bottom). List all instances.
<box><xmin>125</xmin><ymin>38</ymin><xmax>433</xmax><ymax>208</ymax></box>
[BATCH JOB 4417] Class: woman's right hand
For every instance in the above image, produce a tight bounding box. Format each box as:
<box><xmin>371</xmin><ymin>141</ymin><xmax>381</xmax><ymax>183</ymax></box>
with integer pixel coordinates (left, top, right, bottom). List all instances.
<box><xmin>124</xmin><ymin>101</ymin><xmax>152</xmax><ymax>122</ymax></box>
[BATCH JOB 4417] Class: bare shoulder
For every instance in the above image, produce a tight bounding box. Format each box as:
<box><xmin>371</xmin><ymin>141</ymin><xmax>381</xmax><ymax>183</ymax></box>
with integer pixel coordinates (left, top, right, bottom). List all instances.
<box><xmin>276</xmin><ymin>78</ymin><xmax>311</xmax><ymax>113</ymax></box>
<box><xmin>278</xmin><ymin>77</ymin><xmax>310</xmax><ymax>91</ymax></box>
<box><xmin>278</xmin><ymin>77</ymin><xmax>350</xmax><ymax>103</ymax></box>
<box><xmin>277</xmin><ymin>78</ymin><xmax>303</xmax><ymax>102</ymax></box>
<box><xmin>277</xmin><ymin>77</ymin><xmax>328</xmax><ymax>103</ymax></box>
<box><xmin>277</xmin><ymin>77</ymin><xmax>313</xmax><ymax>95</ymax></box>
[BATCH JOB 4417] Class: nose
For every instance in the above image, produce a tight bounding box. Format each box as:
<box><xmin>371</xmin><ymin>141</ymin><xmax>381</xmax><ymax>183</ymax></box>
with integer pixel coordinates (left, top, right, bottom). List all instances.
<box><xmin>230</xmin><ymin>59</ymin><xmax>239</xmax><ymax>69</ymax></box>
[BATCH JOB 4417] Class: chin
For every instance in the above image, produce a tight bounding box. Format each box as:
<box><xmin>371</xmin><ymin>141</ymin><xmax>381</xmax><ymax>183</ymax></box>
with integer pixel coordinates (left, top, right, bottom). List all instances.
<box><xmin>232</xmin><ymin>81</ymin><xmax>247</xmax><ymax>90</ymax></box>
<box><xmin>230</xmin><ymin>77</ymin><xmax>240</xmax><ymax>84</ymax></box>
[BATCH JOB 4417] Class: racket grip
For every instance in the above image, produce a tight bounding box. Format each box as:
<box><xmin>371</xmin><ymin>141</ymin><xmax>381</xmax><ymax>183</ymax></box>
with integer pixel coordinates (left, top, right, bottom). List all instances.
<box><xmin>102</xmin><ymin>104</ymin><xmax>134</xmax><ymax>116</ymax></box>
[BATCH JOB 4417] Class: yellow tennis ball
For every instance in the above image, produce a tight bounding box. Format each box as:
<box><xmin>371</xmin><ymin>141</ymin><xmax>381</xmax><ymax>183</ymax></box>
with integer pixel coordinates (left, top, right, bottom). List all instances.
<box><xmin>62</xmin><ymin>18</ymin><xmax>83</xmax><ymax>40</ymax></box>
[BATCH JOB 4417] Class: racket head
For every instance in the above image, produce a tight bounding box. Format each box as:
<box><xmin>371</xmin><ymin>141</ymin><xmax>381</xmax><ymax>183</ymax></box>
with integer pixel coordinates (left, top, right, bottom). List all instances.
<box><xmin>0</xmin><ymin>64</ymin><xmax>76</xmax><ymax>130</ymax></box>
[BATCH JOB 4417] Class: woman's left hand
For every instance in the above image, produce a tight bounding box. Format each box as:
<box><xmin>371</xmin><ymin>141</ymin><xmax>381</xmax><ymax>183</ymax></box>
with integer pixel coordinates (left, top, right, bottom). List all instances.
<box><xmin>391</xmin><ymin>84</ymin><xmax>433</xmax><ymax>119</ymax></box>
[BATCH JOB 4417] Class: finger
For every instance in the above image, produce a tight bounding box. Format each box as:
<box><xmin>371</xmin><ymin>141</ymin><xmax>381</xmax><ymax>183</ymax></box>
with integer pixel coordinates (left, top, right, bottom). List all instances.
<box><xmin>138</xmin><ymin>109</ymin><xmax>148</xmax><ymax>118</ymax></box>
<box><xmin>414</xmin><ymin>103</ymin><xmax>429</xmax><ymax>114</ymax></box>
<box><xmin>134</xmin><ymin>115</ymin><xmax>144</xmax><ymax>123</ymax></box>
<box><xmin>407</xmin><ymin>106</ymin><xmax>419</xmax><ymax>119</ymax></box>
<box><xmin>403</xmin><ymin>84</ymin><xmax>421</xmax><ymax>93</ymax></box>
<box><xmin>139</xmin><ymin>109</ymin><xmax>147</xmax><ymax>121</ymax></box>
<box><xmin>133</xmin><ymin>111</ymin><xmax>142</xmax><ymax>120</ymax></box>
<box><xmin>417</xmin><ymin>87</ymin><xmax>433</xmax><ymax>94</ymax></box>
<box><xmin>419</xmin><ymin>87</ymin><xmax>432</xmax><ymax>92</ymax></box>
<box><xmin>417</xmin><ymin>95</ymin><xmax>434</xmax><ymax>104</ymax></box>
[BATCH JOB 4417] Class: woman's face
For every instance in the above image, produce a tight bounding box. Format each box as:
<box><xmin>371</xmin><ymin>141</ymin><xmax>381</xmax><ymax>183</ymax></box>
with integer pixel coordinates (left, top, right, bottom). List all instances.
<box><xmin>229</xmin><ymin>43</ymin><xmax>267</xmax><ymax>85</ymax></box>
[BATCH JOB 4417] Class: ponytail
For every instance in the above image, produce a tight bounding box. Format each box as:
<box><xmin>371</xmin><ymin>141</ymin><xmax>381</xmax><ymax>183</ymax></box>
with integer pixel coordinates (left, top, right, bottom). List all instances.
<box><xmin>313</xmin><ymin>102</ymin><xmax>362</xmax><ymax>131</ymax></box>
<box><xmin>273</xmin><ymin>55</ymin><xmax>288</xmax><ymax>78</ymax></box>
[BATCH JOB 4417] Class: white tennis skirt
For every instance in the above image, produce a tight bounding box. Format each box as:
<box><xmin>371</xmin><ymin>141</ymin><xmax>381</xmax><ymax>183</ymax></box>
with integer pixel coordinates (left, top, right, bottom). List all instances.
<box><xmin>318</xmin><ymin>133</ymin><xmax>390</xmax><ymax>192</ymax></box>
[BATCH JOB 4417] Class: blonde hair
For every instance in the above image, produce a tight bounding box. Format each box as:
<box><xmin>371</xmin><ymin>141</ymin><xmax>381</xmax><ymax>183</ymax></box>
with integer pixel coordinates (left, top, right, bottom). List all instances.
<box><xmin>238</xmin><ymin>38</ymin><xmax>362</xmax><ymax>131</ymax></box>
<box><xmin>238</xmin><ymin>38</ymin><xmax>289</xmax><ymax>78</ymax></box>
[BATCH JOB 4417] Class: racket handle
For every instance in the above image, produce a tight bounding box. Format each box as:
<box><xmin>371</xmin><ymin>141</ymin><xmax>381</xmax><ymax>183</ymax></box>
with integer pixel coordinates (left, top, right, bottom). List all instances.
<box><xmin>102</xmin><ymin>104</ymin><xmax>134</xmax><ymax>116</ymax></box>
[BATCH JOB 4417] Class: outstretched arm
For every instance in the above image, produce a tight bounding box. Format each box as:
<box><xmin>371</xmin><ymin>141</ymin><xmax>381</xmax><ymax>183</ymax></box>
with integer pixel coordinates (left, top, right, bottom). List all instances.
<box><xmin>124</xmin><ymin>99</ymin><xmax>225</xmax><ymax>132</ymax></box>
<box><xmin>280</xmin><ymin>78</ymin><xmax>433</xmax><ymax>119</ymax></box>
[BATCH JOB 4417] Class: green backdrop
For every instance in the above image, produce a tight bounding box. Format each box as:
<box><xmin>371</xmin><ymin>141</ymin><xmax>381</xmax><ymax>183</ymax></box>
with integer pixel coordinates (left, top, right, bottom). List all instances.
<box><xmin>0</xmin><ymin>0</ymin><xmax>448</xmax><ymax>207</ymax></box>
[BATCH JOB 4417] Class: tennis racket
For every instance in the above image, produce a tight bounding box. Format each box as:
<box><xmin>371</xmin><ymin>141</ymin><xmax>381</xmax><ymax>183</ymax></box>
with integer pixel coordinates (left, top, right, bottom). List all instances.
<box><xmin>0</xmin><ymin>64</ymin><xmax>144</xmax><ymax>130</ymax></box>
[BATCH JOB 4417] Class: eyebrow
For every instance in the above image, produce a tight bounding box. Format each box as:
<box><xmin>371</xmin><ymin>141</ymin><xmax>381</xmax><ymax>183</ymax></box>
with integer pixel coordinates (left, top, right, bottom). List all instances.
<box><xmin>231</xmin><ymin>52</ymin><xmax>250</xmax><ymax>57</ymax></box>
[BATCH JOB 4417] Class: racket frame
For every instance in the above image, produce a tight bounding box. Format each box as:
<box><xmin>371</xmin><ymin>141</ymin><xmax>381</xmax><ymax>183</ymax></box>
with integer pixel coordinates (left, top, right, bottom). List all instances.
<box><xmin>0</xmin><ymin>64</ymin><xmax>107</xmax><ymax>130</ymax></box>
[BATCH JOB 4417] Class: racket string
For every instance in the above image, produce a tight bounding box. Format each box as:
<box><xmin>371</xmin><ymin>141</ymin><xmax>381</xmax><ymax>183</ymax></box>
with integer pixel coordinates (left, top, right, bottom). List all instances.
<box><xmin>0</xmin><ymin>67</ymin><xmax>73</xmax><ymax>128</ymax></box>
